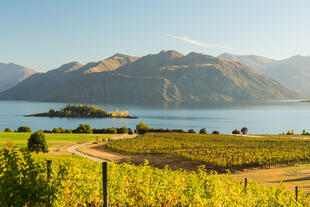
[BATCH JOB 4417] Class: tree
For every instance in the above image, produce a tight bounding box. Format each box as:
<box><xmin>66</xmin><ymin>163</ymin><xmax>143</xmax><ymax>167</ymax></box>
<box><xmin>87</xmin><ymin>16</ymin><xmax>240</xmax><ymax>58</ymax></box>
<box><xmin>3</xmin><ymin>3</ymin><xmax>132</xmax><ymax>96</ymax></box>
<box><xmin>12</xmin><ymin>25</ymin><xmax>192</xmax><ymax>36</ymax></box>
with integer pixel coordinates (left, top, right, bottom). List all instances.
<box><xmin>5</xmin><ymin>128</ymin><xmax>12</xmax><ymax>132</ymax></box>
<box><xmin>136</xmin><ymin>122</ymin><xmax>150</xmax><ymax>130</ymax></box>
<box><xmin>107</xmin><ymin>128</ymin><xmax>117</xmax><ymax>134</ymax></box>
<box><xmin>52</xmin><ymin>128</ymin><xmax>61</xmax><ymax>133</ymax></box>
<box><xmin>232</xmin><ymin>129</ymin><xmax>240</xmax><ymax>134</ymax></box>
<box><xmin>241</xmin><ymin>127</ymin><xmax>248</xmax><ymax>135</ymax></box>
<box><xmin>136</xmin><ymin>122</ymin><xmax>150</xmax><ymax>134</ymax></box>
<box><xmin>212</xmin><ymin>131</ymin><xmax>220</xmax><ymax>135</ymax></box>
<box><xmin>27</xmin><ymin>130</ymin><xmax>48</xmax><ymax>153</ymax></box>
<box><xmin>199</xmin><ymin>128</ymin><xmax>207</xmax><ymax>134</ymax></box>
<box><xmin>118</xmin><ymin>126</ymin><xmax>129</xmax><ymax>134</ymax></box>
<box><xmin>75</xmin><ymin>124</ymin><xmax>93</xmax><ymax>134</ymax></box>
<box><xmin>188</xmin><ymin>129</ymin><xmax>196</xmax><ymax>133</ymax></box>
<box><xmin>17</xmin><ymin>126</ymin><xmax>32</xmax><ymax>133</ymax></box>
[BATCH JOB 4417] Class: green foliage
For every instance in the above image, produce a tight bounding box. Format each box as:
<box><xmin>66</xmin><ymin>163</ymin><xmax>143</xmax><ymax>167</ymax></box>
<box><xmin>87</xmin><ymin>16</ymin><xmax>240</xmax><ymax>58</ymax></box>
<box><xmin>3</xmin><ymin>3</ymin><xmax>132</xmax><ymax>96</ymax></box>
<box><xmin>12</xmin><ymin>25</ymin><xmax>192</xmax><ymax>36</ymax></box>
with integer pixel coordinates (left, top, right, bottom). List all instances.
<box><xmin>4</xmin><ymin>128</ymin><xmax>12</xmax><ymax>132</ymax></box>
<box><xmin>0</xmin><ymin>149</ymin><xmax>61</xmax><ymax>206</ymax></box>
<box><xmin>17</xmin><ymin>126</ymin><xmax>32</xmax><ymax>133</ymax></box>
<box><xmin>136</xmin><ymin>121</ymin><xmax>150</xmax><ymax>130</ymax></box>
<box><xmin>27</xmin><ymin>130</ymin><xmax>49</xmax><ymax>153</ymax></box>
<box><xmin>65</xmin><ymin>129</ymin><xmax>72</xmax><ymax>134</ymax></box>
<box><xmin>188</xmin><ymin>129</ymin><xmax>196</xmax><ymax>133</ymax></box>
<box><xmin>75</xmin><ymin>124</ymin><xmax>93</xmax><ymax>134</ymax></box>
<box><xmin>118</xmin><ymin>126</ymin><xmax>129</xmax><ymax>134</ymax></box>
<box><xmin>107</xmin><ymin>128</ymin><xmax>117</xmax><ymax>134</ymax></box>
<box><xmin>52</xmin><ymin>128</ymin><xmax>61</xmax><ymax>133</ymax></box>
<box><xmin>136</xmin><ymin>122</ymin><xmax>150</xmax><ymax>134</ymax></box>
<box><xmin>199</xmin><ymin>128</ymin><xmax>207</xmax><ymax>134</ymax></box>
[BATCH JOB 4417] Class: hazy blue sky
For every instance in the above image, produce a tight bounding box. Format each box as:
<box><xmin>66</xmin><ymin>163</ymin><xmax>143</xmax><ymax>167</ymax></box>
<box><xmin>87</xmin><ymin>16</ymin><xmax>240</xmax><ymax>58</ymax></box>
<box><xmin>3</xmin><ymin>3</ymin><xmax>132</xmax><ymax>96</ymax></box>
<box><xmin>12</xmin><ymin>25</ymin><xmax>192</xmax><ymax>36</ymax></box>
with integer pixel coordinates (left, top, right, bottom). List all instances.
<box><xmin>1</xmin><ymin>0</ymin><xmax>310</xmax><ymax>71</ymax></box>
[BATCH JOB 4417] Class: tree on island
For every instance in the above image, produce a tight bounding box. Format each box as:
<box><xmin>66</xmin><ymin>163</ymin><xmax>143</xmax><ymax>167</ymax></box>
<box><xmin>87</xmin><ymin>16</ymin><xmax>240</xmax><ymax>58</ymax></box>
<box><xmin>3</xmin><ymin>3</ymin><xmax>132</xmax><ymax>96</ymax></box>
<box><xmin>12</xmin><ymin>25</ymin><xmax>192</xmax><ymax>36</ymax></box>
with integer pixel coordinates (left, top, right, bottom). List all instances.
<box><xmin>27</xmin><ymin>130</ymin><xmax>48</xmax><ymax>153</ymax></box>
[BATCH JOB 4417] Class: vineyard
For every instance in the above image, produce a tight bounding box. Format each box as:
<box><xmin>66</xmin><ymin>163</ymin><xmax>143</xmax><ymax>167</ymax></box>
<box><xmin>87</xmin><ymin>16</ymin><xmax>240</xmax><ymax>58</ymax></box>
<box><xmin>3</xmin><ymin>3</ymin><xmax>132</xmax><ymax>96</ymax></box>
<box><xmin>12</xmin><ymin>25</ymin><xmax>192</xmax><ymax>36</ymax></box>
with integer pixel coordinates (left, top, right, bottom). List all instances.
<box><xmin>1</xmin><ymin>150</ymin><xmax>309</xmax><ymax>206</ymax></box>
<box><xmin>106</xmin><ymin>133</ymin><xmax>310</xmax><ymax>171</ymax></box>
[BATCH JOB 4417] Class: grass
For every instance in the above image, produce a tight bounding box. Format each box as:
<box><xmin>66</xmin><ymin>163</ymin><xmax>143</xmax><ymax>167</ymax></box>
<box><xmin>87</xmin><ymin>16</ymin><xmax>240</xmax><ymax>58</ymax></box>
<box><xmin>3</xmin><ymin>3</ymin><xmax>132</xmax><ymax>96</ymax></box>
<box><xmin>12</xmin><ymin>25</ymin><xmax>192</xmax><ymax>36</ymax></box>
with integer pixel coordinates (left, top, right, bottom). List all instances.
<box><xmin>0</xmin><ymin>132</ymin><xmax>105</xmax><ymax>148</ymax></box>
<box><xmin>231</xmin><ymin>163</ymin><xmax>310</xmax><ymax>194</ymax></box>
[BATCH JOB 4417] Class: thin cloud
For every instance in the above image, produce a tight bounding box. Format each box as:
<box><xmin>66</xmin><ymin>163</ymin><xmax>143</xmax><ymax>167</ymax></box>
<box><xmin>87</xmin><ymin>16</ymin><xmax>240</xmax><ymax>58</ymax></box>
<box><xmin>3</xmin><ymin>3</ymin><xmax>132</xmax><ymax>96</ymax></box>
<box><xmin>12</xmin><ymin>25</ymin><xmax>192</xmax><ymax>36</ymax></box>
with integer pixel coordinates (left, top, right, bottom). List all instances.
<box><xmin>167</xmin><ymin>34</ymin><xmax>235</xmax><ymax>50</ymax></box>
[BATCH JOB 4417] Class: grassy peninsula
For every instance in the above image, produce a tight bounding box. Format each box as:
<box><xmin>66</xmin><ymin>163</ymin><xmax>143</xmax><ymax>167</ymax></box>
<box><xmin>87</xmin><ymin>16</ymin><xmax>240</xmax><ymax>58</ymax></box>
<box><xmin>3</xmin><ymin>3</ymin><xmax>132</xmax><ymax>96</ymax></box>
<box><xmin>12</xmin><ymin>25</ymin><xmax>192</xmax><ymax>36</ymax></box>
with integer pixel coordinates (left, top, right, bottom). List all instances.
<box><xmin>26</xmin><ymin>104</ymin><xmax>137</xmax><ymax>119</ymax></box>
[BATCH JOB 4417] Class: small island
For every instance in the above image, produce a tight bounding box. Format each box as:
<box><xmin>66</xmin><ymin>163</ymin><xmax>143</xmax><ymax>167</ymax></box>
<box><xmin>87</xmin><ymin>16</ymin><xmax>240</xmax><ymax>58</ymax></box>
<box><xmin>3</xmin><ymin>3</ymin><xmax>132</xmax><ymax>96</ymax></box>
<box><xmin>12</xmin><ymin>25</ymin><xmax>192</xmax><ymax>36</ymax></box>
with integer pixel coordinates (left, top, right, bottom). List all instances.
<box><xmin>25</xmin><ymin>104</ymin><xmax>138</xmax><ymax>119</ymax></box>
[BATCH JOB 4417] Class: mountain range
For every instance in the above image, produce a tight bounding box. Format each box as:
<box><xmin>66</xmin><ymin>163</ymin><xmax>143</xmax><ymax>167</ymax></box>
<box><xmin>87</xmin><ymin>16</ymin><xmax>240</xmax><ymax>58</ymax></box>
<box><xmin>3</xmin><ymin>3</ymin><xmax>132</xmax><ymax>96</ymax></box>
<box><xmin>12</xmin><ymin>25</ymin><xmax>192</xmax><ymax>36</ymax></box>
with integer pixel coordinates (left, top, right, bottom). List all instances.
<box><xmin>219</xmin><ymin>53</ymin><xmax>310</xmax><ymax>94</ymax></box>
<box><xmin>0</xmin><ymin>63</ymin><xmax>37</xmax><ymax>92</ymax></box>
<box><xmin>0</xmin><ymin>50</ymin><xmax>306</xmax><ymax>105</ymax></box>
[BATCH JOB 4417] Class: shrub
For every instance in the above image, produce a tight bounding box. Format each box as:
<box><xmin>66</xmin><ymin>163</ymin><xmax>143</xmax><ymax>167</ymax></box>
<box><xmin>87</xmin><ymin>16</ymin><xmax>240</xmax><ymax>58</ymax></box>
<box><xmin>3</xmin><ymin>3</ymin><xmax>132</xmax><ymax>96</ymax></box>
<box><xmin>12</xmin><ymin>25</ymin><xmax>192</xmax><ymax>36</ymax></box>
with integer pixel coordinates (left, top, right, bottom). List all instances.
<box><xmin>27</xmin><ymin>130</ymin><xmax>48</xmax><ymax>153</ymax></box>
<box><xmin>58</xmin><ymin>127</ymin><xmax>65</xmax><ymax>133</ymax></box>
<box><xmin>199</xmin><ymin>128</ymin><xmax>207</xmax><ymax>134</ymax></box>
<box><xmin>75</xmin><ymin>124</ymin><xmax>93</xmax><ymax>134</ymax></box>
<box><xmin>188</xmin><ymin>129</ymin><xmax>196</xmax><ymax>133</ymax></box>
<box><xmin>5</xmin><ymin>128</ymin><xmax>12</xmax><ymax>132</ymax></box>
<box><xmin>302</xmin><ymin>129</ymin><xmax>307</xmax><ymax>135</ymax></box>
<box><xmin>136</xmin><ymin>122</ymin><xmax>150</xmax><ymax>134</ymax></box>
<box><xmin>241</xmin><ymin>127</ymin><xmax>248</xmax><ymax>135</ymax></box>
<box><xmin>232</xmin><ymin>129</ymin><xmax>240</xmax><ymax>134</ymax></box>
<box><xmin>128</xmin><ymin>128</ymin><xmax>133</xmax><ymax>135</ymax></box>
<box><xmin>117</xmin><ymin>126</ymin><xmax>129</xmax><ymax>134</ymax></box>
<box><xmin>65</xmin><ymin>129</ymin><xmax>72</xmax><ymax>134</ymax></box>
<box><xmin>17</xmin><ymin>126</ymin><xmax>32</xmax><ymax>133</ymax></box>
<box><xmin>212</xmin><ymin>131</ymin><xmax>220</xmax><ymax>135</ymax></box>
<box><xmin>0</xmin><ymin>149</ymin><xmax>60</xmax><ymax>206</ymax></box>
<box><xmin>52</xmin><ymin>128</ymin><xmax>61</xmax><ymax>133</ymax></box>
<box><xmin>107</xmin><ymin>128</ymin><xmax>117</xmax><ymax>134</ymax></box>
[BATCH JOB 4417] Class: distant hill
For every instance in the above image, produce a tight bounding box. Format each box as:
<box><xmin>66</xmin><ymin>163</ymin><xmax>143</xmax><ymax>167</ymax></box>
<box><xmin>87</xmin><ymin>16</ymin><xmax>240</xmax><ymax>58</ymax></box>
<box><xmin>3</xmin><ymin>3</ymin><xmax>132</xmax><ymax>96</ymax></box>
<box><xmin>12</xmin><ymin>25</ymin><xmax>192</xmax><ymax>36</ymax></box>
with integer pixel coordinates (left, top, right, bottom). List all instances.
<box><xmin>219</xmin><ymin>53</ymin><xmax>310</xmax><ymax>94</ymax></box>
<box><xmin>218</xmin><ymin>53</ymin><xmax>275</xmax><ymax>71</ymax></box>
<box><xmin>0</xmin><ymin>51</ymin><xmax>307</xmax><ymax>104</ymax></box>
<box><xmin>0</xmin><ymin>54</ymin><xmax>138</xmax><ymax>101</ymax></box>
<box><xmin>0</xmin><ymin>63</ymin><xmax>37</xmax><ymax>92</ymax></box>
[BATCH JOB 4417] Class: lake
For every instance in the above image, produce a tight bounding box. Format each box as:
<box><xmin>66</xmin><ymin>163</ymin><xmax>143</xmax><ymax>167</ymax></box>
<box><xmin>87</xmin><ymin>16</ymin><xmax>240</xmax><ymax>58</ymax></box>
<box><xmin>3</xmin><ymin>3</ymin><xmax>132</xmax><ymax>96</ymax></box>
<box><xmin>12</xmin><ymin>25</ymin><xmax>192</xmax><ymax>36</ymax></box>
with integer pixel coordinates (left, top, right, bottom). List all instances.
<box><xmin>0</xmin><ymin>100</ymin><xmax>309</xmax><ymax>134</ymax></box>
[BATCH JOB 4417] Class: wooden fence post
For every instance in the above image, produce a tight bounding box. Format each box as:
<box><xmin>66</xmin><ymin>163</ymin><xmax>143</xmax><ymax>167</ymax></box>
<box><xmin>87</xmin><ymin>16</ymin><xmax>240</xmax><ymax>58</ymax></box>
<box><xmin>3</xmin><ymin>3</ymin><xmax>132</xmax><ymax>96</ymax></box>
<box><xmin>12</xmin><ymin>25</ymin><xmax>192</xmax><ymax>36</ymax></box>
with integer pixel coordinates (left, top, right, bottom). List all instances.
<box><xmin>47</xmin><ymin>160</ymin><xmax>52</xmax><ymax>181</ymax></box>
<box><xmin>47</xmin><ymin>160</ymin><xmax>52</xmax><ymax>207</ymax></box>
<box><xmin>102</xmin><ymin>162</ymin><xmax>108</xmax><ymax>207</ymax></box>
<box><xmin>295</xmin><ymin>186</ymin><xmax>298</xmax><ymax>202</ymax></box>
<box><xmin>244</xmin><ymin>178</ymin><xmax>248</xmax><ymax>193</ymax></box>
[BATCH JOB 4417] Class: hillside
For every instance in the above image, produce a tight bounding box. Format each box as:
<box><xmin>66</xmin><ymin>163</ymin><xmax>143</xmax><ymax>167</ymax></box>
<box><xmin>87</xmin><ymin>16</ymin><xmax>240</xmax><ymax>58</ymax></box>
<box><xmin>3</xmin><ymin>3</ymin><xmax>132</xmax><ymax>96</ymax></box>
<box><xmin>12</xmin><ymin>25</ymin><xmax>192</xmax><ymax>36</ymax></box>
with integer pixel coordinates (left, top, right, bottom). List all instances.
<box><xmin>218</xmin><ymin>53</ymin><xmax>275</xmax><ymax>71</ymax></box>
<box><xmin>219</xmin><ymin>53</ymin><xmax>310</xmax><ymax>94</ymax></box>
<box><xmin>0</xmin><ymin>51</ymin><xmax>307</xmax><ymax>104</ymax></box>
<box><xmin>0</xmin><ymin>63</ymin><xmax>37</xmax><ymax>92</ymax></box>
<box><xmin>0</xmin><ymin>54</ymin><xmax>138</xmax><ymax>101</ymax></box>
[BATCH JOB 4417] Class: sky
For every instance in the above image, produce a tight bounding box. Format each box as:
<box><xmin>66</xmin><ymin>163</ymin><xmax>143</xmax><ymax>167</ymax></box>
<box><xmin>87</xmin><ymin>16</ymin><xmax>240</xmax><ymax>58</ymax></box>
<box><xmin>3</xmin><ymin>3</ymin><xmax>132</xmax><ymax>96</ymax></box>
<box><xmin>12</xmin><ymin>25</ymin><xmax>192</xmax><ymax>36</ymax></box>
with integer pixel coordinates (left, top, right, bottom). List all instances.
<box><xmin>1</xmin><ymin>0</ymin><xmax>310</xmax><ymax>71</ymax></box>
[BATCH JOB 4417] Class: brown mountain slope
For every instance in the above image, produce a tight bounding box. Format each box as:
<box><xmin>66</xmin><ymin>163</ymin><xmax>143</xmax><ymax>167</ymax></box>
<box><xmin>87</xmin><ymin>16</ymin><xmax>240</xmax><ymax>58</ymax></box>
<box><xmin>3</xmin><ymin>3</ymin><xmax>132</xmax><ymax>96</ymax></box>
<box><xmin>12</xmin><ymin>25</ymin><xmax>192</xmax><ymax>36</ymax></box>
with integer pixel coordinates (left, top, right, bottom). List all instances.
<box><xmin>0</xmin><ymin>54</ymin><xmax>138</xmax><ymax>101</ymax></box>
<box><xmin>38</xmin><ymin>51</ymin><xmax>307</xmax><ymax>104</ymax></box>
<box><xmin>219</xmin><ymin>53</ymin><xmax>310</xmax><ymax>94</ymax></box>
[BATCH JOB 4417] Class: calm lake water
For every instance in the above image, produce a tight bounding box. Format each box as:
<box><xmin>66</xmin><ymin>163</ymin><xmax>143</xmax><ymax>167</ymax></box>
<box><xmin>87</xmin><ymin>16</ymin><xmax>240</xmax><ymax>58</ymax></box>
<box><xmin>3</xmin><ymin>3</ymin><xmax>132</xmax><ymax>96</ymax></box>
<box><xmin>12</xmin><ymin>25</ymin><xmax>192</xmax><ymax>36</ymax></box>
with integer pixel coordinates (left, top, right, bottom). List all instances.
<box><xmin>0</xmin><ymin>100</ymin><xmax>309</xmax><ymax>134</ymax></box>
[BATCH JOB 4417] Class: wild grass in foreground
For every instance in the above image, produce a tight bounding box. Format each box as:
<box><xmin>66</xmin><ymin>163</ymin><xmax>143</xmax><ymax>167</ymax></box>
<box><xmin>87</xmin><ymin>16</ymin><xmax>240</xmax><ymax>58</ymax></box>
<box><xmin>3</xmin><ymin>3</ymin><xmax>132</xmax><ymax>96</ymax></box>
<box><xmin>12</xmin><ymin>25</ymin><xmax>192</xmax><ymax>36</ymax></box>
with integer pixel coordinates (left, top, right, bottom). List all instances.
<box><xmin>1</xmin><ymin>149</ymin><xmax>309</xmax><ymax>206</ymax></box>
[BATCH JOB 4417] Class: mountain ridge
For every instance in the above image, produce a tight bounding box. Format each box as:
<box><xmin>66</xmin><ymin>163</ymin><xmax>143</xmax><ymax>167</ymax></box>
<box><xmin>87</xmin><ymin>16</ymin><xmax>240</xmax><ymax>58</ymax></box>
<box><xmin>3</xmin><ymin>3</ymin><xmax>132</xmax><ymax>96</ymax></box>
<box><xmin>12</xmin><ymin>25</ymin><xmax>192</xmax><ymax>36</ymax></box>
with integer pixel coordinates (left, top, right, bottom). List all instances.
<box><xmin>0</xmin><ymin>63</ymin><xmax>37</xmax><ymax>92</ymax></box>
<box><xmin>0</xmin><ymin>51</ymin><xmax>307</xmax><ymax>104</ymax></box>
